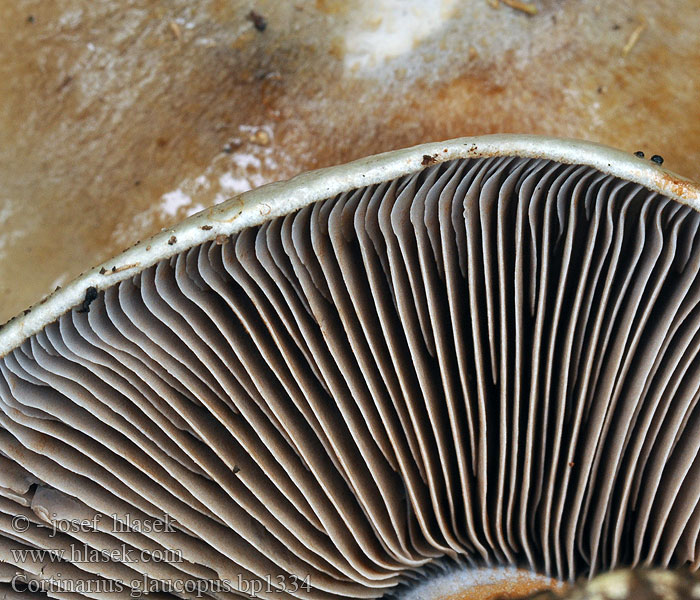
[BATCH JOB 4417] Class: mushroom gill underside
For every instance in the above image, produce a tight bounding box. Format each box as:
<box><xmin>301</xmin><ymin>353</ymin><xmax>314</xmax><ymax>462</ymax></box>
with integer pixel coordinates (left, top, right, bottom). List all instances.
<box><xmin>1</xmin><ymin>155</ymin><xmax>700</xmax><ymax>599</ymax></box>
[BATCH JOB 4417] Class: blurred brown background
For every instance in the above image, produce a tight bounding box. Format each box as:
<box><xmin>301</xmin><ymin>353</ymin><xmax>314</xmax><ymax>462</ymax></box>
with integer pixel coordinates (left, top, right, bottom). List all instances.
<box><xmin>1</xmin><ymin>0</ymin><xmax>699</xmax><ymax>323</ymax></box>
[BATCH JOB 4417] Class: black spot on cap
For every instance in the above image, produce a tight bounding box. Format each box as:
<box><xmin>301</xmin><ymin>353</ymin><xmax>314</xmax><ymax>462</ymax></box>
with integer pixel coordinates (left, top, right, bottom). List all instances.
<box><xmin>77</xmin><ymin>286</ymin><xmax>98</xmax><ymax>313</ymax></box>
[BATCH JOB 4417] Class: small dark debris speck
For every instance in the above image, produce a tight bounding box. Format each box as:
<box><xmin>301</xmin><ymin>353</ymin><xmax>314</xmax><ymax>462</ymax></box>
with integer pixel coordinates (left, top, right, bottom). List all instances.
<box><xmin>201</xmin><ymin>225</ymin><xmax>213</xmax><ymax>231</ymax></box>
<box><xmin>168</xmin><ymin>235</ymin><xmax>177</xmax><ymax>245</ymax></box>
<box><xmin>99</xmin><ymin>267</ymin><xmax>107</xmax><ymax>275</ymax></box>
<box><xmin>232</xmin><ymin>465</ymin><xmax>241</xmax><ymax>474</ymax></box>
<box><xmin>422</xmin><ymin>154</ymin><xmax>437</xmax><ymax>166</ymax></box>
<box><xmin>56</xmin><ymin>75</ymin><xmax>73</xmax><ymax>92</ymax></box>
<box><xmin>222</xmin><ymin>144</ymin><xmax>233</xmax><ymax>154</ymax></box>
<box><xmin>651</xmin><ymin>154</ymin><xmax>664</xmax><ymax>165</ymax></box>
<box><xmin>612</xmin><ymin>23</ymin><xmax>621</xmax><ymax>30</ymax></box>
<box><xmin>26</xmin><ymin>15</ymin><xmax>35</xmax><ymax>23</ymax></box>
<box><xmin>134</xmin><ymin>180</ymin><xmax>141</xmax><ymax>186</ymax></box>
<box><xmin>597</xmin><ymin>86</ymin><xmax>603</xmax><ymax>94</ymax></box>
<box><xmin>634</xmin><ymin>151</ymin><xmax>645</xmax><ymax>158</ymax></box>
<box><xmin>23</xmin><ymin>309</ymin><xmax>31</xmax><ymax>315</ymax></box>
<box><xmin>247</xmin><ymin>10</ymin><xmax>267</xmax><ymax>32</ymax></box>
<box><xmin>111</xmin><ymin>266</ymin><xmax>117</xmax><ymax>273</ymax></box>
<box><xmin>568</xmin><ymin>461</ymin><xmax>575</xmax><ymax>467</ymax></box>
<box><xmin>77</xmin><ymin>286</ymin><xmax>98</xmax><ymax>313</ymax></box>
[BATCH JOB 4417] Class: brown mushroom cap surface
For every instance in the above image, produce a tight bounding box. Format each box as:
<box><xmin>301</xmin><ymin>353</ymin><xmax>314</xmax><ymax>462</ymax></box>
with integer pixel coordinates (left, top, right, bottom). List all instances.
<box><xmin>2</xmin><ymin>0</ymin><xmax>700</xmax><ymax>324</ymax></box>
<box><xmin>1</xmin><ymin>145</ymin><xmax>700</xmax><ymax>598</ymax></box>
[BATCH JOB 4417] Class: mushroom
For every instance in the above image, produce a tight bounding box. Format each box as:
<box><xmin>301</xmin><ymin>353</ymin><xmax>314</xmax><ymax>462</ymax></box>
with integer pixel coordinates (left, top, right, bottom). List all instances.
<box><xmin>1</xmin><ymin>135</ymin><xmax>700</xmax><ymax>599</ymax></box>
<box><xmin>508</xmin><ymin>567</ymin><xmax>700</xmax><ymax>599</ymax></box>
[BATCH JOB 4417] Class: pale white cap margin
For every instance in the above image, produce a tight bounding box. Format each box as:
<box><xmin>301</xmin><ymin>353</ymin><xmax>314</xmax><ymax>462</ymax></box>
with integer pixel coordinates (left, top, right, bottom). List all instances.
<box><xmin>2</xmin><ymin>134</ymin><xmax>699</xmax><ymax>358</ymax></box>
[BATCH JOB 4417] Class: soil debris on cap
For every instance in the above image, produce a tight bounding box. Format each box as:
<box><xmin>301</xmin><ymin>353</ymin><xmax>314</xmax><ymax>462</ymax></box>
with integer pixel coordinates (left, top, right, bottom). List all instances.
<box><xmin>56</xmin><ymin>75</ymin><xmax>73</xmax><ymax>93</ymax></box>
<box><xmin>501</xmin><ymin>0</ymin><xmax>538</xmax><ymax>15</ymax></box>
<box><xmin>108</xmin><ymin>263</ymin><xmax>140</xmax><ymax>274</ymax></box>
<box><xmin>622</xmin><ymin>19</ymin><xmax>647</xmax><ymax>55</ymax></box>
<box><xmin>168</xmin><ymin>235</ymin><xmax>177</xmax><ymax>245</ymax></box>
<box><xmin>169</xmin><ymin>21</ymin><xmax>181</xmax><ymax>40</ymax></box>
<box><xmin>422</xmin><ymin>154</ymin><xmax>437</xmax><ymax>166</ymax></box>
<box><xmin>247</xmin><ymin>10</ymin><xmax>267</xmax><ymax>32</ymax></box>
<box><xmin>249</xmin><ymin>129</ymin><xmax>271</xmax><ymax>146</ymax></box>
<box><xmin>76</xmin><ymin>286</ymin><xmax>98</xmax><ymax>313</ymax></box>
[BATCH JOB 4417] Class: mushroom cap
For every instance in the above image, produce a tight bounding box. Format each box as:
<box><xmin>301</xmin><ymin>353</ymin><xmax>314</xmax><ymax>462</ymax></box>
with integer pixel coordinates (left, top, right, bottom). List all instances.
<box><xmin>1</xmin><ymin>135</ymin><xmax>700</xmax><ymax>599</ymax></box>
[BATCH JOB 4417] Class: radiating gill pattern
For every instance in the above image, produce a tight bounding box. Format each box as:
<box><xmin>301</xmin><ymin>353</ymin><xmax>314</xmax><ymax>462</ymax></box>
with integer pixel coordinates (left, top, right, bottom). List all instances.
<box><xmin>1</xmin><ymin>156</ymin><xmax>700</xmax><ymax>599</ymax></box>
